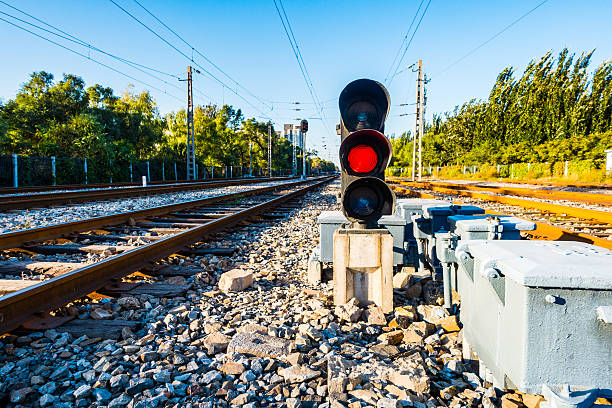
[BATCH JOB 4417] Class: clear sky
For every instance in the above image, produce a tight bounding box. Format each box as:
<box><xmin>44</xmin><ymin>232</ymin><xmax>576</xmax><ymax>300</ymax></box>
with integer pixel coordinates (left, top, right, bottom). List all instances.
<box><xmin>1</xmin><ymin>0</ymin><xmax>611</xmax><ymax>164</ymax></box>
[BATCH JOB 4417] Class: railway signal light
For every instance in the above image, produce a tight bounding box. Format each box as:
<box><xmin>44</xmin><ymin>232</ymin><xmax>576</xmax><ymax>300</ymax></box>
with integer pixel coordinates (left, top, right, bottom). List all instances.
<box><xmin>338</xmin><ymin>79</ymin><xmax>395</xmax><ymax>226</ymax></box>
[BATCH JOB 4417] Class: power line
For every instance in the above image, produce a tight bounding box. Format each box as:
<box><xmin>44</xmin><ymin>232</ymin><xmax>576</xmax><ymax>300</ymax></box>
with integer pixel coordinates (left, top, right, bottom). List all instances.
<box><xmin>272</xmin><ymin>0</ymin><xmax>333</xmax><ymax>153</ymax></box>
<box><xmin>432</xmin><ymin>0</ymin><xmax>551</xmax><ymax>78</ymax></box>
<box><xmin>0</xmin><ymin>7</ymin><xmax>186</xmax><ymax>97</ymax></box>
<box><xmin>109</xmin><ymin>0</ymin><xmax>272</xmax><ymax>119</ymax></box>
<box><xmin>131</xmin><ymin>0</ymin><xmax>273</xmax><ymax>111</ymax></box>
<box><xmin>0</xmin><ymin>15</ymin><xmax>183</xmax><ymax>101</ymax></box>
<box><xmin>387</xmin><ymin>0</ymin><xmax>432</xmax><ymax>85</ymax></box>
<box><xmin>384</xmin><ymin>0</ymin><xmax>425</xmax><ymax>84</ymax></box>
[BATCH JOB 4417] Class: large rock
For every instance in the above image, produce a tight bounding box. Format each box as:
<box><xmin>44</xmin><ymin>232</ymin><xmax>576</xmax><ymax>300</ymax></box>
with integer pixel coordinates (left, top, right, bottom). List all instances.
<box><xmin>227</xmin><ymin>332</ymin><xmax>292</xmax><ymax>359</ymax></box>
<box><xmin>403</xmin><ymin>321</ymin><xmax>435</xmax><ymax>345</ymax></box>
<box><xmin>364</xmin><ymin>305</ymin><xmax>387</xmax><ymax>326</ymax></box>
<box><xmin>335</xmin><ymin>298</ymin><xmax>362</xmax><ymax>322</ymax></box>
<box><xmin>218</xmin><ymin>269</ymin><xmax>253</xmax><ymax>292</ymax></box>
<box><xmin>279</xmin><ymin>365</ymin><xmax>321</xmax><ymax>383</ymax></box>
<box><xmin>202</xmin><ymin>332</ymin><xmax>231</xmax><ymax>354</ymax></box>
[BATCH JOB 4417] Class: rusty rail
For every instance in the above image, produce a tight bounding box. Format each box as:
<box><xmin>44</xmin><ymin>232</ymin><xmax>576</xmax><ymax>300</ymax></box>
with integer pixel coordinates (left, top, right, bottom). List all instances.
<box><xmin>390</xmin><ymin>184</ymin><xmax>612</xmax><ymax>250</ymax></box>
<box><xmin>390</xmin><ymin>179</ymin><xmax>612</xmax><ymax>206</ymax></box>
<box><xmin>0</xmin><ymin>178</ymin><xmax>321</xmax><ymax>250</ymax></box>
<box><xmin>0</xmin><ymin>177</ymin><xmax>334</xmax><ymax>334</ymax></box>
<box><xmin>0</xmin><ymin>176</ymin><xmax>295</xmax><ymax>210</ymax></box>
<box><xmin>392</xmin><ymin>180</ymin><xmax>612</xmax><ymax>225</ymax></box>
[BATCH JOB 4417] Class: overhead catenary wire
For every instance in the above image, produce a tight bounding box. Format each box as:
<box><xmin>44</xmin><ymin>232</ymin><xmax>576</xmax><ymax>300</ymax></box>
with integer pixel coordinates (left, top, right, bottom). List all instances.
<box><xmin>131</xmin><ymin>0</ymin><xmax>273</xmax><ymax>111</ymax></box>
<box><xmin>432</xmin><ymin>0</ymin><xmax>551</xmax><ymax>78</ymax></box>
<box><xmin>109</xmin><ymin>0</ymin><xmax>272</xmax><ymax>120</ymax></box>
<box><xmin>0</xmin><ymin>7</ymin><xmax>189</xmax><ymax>98</ymax></box>
<box><xmin>384</xmin><ymin>0</ymin><xmax>425</xmax><ymax>84</ymax></box>
<box><xmin>0</xmin><ymin>15</ymin><xmax>183</xmax><ymax>101</ymax></box>
<box><xmin>272</xmin><ymin>0</ymin><xmax>334</xmax><ymax>155</ymax></box>
<box><xmin>387</xmin><ymin>0</ymin><xmax>432</xmax><ymax>85</ymax></box>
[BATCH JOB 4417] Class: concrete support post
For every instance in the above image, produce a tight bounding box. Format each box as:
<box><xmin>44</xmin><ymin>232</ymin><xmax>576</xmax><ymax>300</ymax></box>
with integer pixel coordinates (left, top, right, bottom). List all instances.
<box><xmin>84</xmin><ymin>158</ymin><xmax>88</xmax><ymax>185</ymax></box>
<box><xmin>51</xmin><ymin>156</ymin><xmax>56</xmax><ymax>186</ymax></box>
<box><xmin>564</xmin><ymin>161</ymin><xmax>569</xmax><ymax>177</ymax></box>
<box><xmin>12</xmin><ymin>153</ymin><xmax>18</xmax><ymax>188</ymax></box>
<box><xmin>162</xmin><ymin>162</ymin><xmax>165</xmax><ymax>181</ymax></box>
<box><xmin>211</xmin><ymin>166</ymin><xmax>214</xmax><ymax>179</ymax></box>
<box><xmin>142</xmin><ymin>176</ymin><xmax>147</xmax><ymax>187</ymax></box>
<box><xmin>129</xmin><ymin>163</ymin><xmax>133</xmax><ymax>183</ymax></box>
<box><xmin>146</xmin><ymin>161</ymin><xmax>150</xmax><ymax>182</ymax></box>
<box><xmin>174</xmin><ymin>162</ymin><xmax>177</xmax><ymax>181</ymax></box>
<box><xmin>230</xmin><ymin>166</ymin><xmax>233</xmax><ymax>179</ymax></box>
<box><xmin>195</xmin><ymin>164</ymin><xmax>198</xmax><ymax>180</ymax></box>
<box><xmin>333</xmin><ymin>228</ymin><xmax>394</xmax><ymax>313</ymax></box>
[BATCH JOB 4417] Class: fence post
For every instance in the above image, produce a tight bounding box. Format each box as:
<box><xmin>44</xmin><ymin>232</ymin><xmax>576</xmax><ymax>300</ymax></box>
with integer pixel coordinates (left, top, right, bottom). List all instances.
<box><xmin>12</xmin><ymin>153</ymin><xmax>18</xmax><ymax>188</ymax></box>
<box><xmin>564</xmin><ymin>161</ymin><xmax>568</xmax><ymax>177</ymax></box>
<box><xmin>162</xmin><ymin>162</ymin><xmax>165</xmax><ymax>181</ymax></box>
<box><xmin>146</xmin><ymin>161</ymin><xmax>150</xmax><ymax>182</ymax></box>
<box><xmin>51</xmin><ymin>156</ymin><xmax>56</xmax><ymax>186</ymax></box>
<box><xmin>174</xmin><ymin>162</ymin><xmax>177</xmax><ymax>181</ymax></box>
<box><xmin>129</xmin><ymin>163</ymin><xmax>133</xmax><ymax>183</ymax></box>
<box><xmin>84</xmin><ymin>158</ymin><xmax>88</xmax><ymax>184</ymax></box>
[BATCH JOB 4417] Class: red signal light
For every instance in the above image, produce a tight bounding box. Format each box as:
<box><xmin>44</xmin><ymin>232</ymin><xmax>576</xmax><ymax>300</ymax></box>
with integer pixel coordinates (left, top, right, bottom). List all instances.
<box><xmin>347</xmin><ymin>144</ymin><xmax>377</xmax><ymax>173</ymax></box>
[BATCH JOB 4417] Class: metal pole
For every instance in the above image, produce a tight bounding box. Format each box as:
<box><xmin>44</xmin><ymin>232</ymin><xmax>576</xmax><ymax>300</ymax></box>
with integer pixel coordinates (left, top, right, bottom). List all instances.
<box><xmin>418</xmin><ymin>66</ymin><xmax>425</xmax><ymax>181</ymax></box>
<box><xmin>51</xmin><ymin>156</ymin><xmax>56</xmax><ymax>186</ymax></box>
<box><xmin>146</xmin><ymin>161</ymin><xmax>150</xmax><ymax>182</ymax></box>
<box><xmin>84</xmin><ymin>158</ymin><xmax>88</xmax><ymax>185</ymax></box>
<box><xmin>268</xmin><ymin>122</ymin><xmax>272</xmax><ymax>177</ymax></box>
<box><xmin>249</xmin><ymin>141</ymin><xmax>253</xmax><ymax>177</ymax></box>
<box><xmin>174</xmin><ymin>162</ymin><xmax>177</xmax><ymax>181</ymax></box>
<box><xmin>230</xmin><ymin>166</ymin><xmax>233</xmax><ymax>178</ymax></box>
<box><xmin>186</xmin><ymin>66</ymin><xmax>196</xmax><ymax>180</ymax></box>
<box><xmin>162</xmin><ymin>162</ymin><xmax>165</xmax><ymax>181</ymax></box>
<box><xmin>412</xmin><ymin>59</ymin><xmax>422</xmax><ymax>182</ymax></box>
<box><xmin>129</xmin><ymin>163</ymin><xmax>133</xmax><ymax>183</ymax></box>
<box><xmin>301</xmin><ymin>130</ymin><xmax>306</xmax><ymax>180</ymax></box>
<box><xmin>211</xmin><ymin>166</ymin><xmax>214</xmax><ymax>179</ymax></box>
<box><xmin>12</xmin><ymin>154</ymin><xmax>18</xmax><ymax>188</ymax></box>
<box><xmin>292</xmin><ymin>129</ymin><xmax>297</xmax><ymax>175</ymax></box>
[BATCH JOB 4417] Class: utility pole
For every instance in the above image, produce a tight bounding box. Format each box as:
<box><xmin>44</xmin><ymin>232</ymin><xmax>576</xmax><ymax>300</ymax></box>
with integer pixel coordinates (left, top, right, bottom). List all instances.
<box><xmin>412</xmin><ymin>60</ymin><xmax>422</xmax><ymax>181</ymax></box>
<box><xmin>186</xmin><ymin>66</ymin><xmax>196</xmax><ymax>180</ymax></box>
<box><xmin>292</xmin><ymin>128</ymin><xmax>297</xmax><ymax>175</ymax></box>
<box><xmin>249</xmin><ymin>140</ymin><xmax>253</xmax><ymax>177</ymax></box>
<box><xmin>268</xmin><ymin>122</ymin><xmax>272</xmax><ymax>177</ymax></box>
<box><xmin>418</xmin><ymin>71</ymin><xmax>426</xmax><ymax>181</ymax></box>
<box><xmin>301</xmin><ymin>129</ymin><xmax>306</xmax><ymax>179</ymax></box>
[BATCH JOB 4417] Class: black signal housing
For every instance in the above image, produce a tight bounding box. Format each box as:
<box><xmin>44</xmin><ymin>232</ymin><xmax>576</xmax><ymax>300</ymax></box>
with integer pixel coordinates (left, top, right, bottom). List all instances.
<box><xmin>338</xmin><ymin>79</ymin><xmax>395</xmax><ymax>226</ymax></box>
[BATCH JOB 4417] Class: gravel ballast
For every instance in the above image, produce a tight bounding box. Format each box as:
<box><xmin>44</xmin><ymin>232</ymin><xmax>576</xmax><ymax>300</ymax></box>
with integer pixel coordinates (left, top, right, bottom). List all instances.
<box><xmin>0</xmin><ymin>180</ymin><xmax>526</xmax><ymax>407</ymax></box>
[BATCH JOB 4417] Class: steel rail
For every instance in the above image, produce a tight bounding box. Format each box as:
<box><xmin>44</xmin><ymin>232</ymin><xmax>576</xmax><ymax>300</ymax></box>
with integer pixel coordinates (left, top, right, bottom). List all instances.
<box><xmin>389</xmin><ymin>176</ymin><xmax>612</xmax><ymax>190</ymax></box>
<box><xmin>0</xmin><ymin>177</ymin><xmax>334</xmax><ymax>334</ymax></box>
<box><xmin>390</xmin><ymin>184</ymin><xmax>612</xmax><ymax>250</ymax></box>
<box><xmin>0</xmin><ymin>178</ymin><xmax>324</xmax><ymax>250</ymax></box>
<box><xmin>392</xmin><ymin>181</ymin><xmax>612</xmax><ymax>225</ymax></box>
<box><xmin>391</xmin><ymin>179</ymin><xmax>612</xmax><ymax>206</ymax></box>
<box><xmin>0</xmin><ymin>177</ymin><xmax>295</xmax><ymax>210</ymax></box>
<box><xmin>0</xmin><ymin>176</ymin><xmax>283</xmax><ymax>195</ymax></box>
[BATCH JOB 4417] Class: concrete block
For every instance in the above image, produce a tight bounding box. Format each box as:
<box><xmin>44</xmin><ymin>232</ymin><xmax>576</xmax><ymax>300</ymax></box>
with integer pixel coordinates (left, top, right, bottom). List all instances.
<box><xmin>308</xmin><ymin>249</ymin><xmax>322</xmax><ymax>285</ymax></box>
<box><xmin>218</xmin><ymin>269</ymin><xmax>253</xmax><ymax>292</ymax></box>
<box><xmin>333</xmin><ymin>228</ymin><xmax>394</xmax><ymax>313</ymax></box>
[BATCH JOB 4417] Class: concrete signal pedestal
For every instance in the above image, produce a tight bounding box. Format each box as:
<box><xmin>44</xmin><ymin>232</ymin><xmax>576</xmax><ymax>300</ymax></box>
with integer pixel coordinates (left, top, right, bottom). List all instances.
<box><xmin>333</xmin><ymin>228</ymin><xmax>394</xmax><ymax>313</ymax></box>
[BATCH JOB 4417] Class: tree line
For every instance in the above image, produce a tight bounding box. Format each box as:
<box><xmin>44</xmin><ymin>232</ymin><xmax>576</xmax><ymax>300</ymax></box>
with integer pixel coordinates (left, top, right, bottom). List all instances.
<box><xmin>390</xmin><ymin>49</ymin><xmax>612</xmax><ymax>168</ymax></box>
<box><xmin>0</xmin><ymin>71</ymin><xmax>336</xmax><ymax>176</ymax></box>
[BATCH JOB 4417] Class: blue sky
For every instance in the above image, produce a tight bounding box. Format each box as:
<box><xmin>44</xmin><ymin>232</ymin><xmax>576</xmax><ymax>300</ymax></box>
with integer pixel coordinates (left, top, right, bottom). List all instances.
<box><xmin>1</xmin><ymin>0</ymin><xmax>611</xmax><ymax>164</ymax></box>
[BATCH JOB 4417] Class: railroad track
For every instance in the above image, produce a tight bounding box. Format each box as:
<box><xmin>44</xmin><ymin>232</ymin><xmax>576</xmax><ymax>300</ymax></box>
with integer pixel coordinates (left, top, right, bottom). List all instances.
<box><xmin>0</xmin><ymin>176</ymin><xmax>334</xmax><ymax>336</ymax></box>
<box><xmin>0</xmin><ymin>176</ymin><xmax>257</xmax><ymax>195</ymax></box>
<box><xmin>0</xmin><ymin>176</ymin><xmax>294</xmax><ymax>210</ymax></box>
<box><xmin>389</xmin><ymin>182</ymin><xmax>612</xmax><ymax>249</ymax></box>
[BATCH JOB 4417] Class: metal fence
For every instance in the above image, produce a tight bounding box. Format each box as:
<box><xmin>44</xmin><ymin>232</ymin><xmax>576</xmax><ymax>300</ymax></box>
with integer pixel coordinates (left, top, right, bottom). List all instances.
<box><xmin>1</xmin><ymin>154</ymin><xmax>294</xmax><ymax>188</ymax></box>
<box><xmin>387</xmin><ymin>159</ymin><xmax>608</xmax><ymax>181</ymax></box>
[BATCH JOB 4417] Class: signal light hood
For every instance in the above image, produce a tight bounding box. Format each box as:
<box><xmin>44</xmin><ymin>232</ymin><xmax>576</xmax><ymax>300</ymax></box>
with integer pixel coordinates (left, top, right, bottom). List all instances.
<box><xmin>339</xmin><ymin>79</ymin><xmax>390</xmax><ymax>132</ymax></box>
